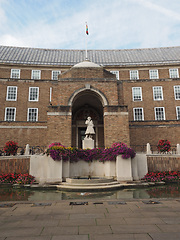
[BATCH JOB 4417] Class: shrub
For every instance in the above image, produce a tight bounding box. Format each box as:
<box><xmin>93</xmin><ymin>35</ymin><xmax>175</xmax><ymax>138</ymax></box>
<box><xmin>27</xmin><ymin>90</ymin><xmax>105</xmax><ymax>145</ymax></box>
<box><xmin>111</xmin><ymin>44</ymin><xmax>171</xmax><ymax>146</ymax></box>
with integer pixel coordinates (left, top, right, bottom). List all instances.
<box><xmin>142</xmin><ymin>171</ymin><xmax>180</xmax><ymax>182</ymax></box>
<box><xmin>111</xmin><ymin>142</ymin><xmax>127</xmax><ymax>148</ymax></box>
<box><xmin>157</xmin><ymin>139</ymin><xmax>171</xmax><ymax>153</ymax></box>
<box><xmin>48</xmin><ymin>142</ymin><xmax>65</xmax><ymax>148</ymax></box>
<box><xmin>15</xmin><ymin>173</ymin><xmax>35</xmax><ymax>184</ymax></box>
<box><xmin>0</xmin><ymin>173</ymin><xmax>35</xmax><ymax>184</ymax></box>
<box><xmin>4</xmin><ymin>141</ymin><xmax>18</xmax><ymax>156</ymax></box>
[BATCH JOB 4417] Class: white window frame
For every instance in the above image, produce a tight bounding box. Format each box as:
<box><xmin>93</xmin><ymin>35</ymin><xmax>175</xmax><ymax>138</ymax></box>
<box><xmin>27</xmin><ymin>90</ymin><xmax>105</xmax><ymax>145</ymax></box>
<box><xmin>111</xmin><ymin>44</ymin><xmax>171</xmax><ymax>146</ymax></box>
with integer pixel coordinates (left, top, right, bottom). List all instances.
<box><xmin>11</xmin><ymin>69</ymin><xmax>20</xmax><ymax>79</ymax></box>
<box><xmin>133</xmin><ymin>108</ymin><xmax>144</xmax><ymax>121</ymax></box>
<box><xmin>6</xmin><ymin>86</ymin><xmax>18</xmax><ymax>101</ymax></box>
<box><xmin>153</xmin><ymin>86</ymin><xmax>163</xmax><ymax>101</ymax></box>
<box><xmin>52</xmin><ymin>70</ymin><xmax>61</xmax><ymax>80</ymax></box>
<box><xmin>130</xmin><ymin>70</ymin><xmax>139</xmax><ymax>80</ymax></box>
<box><xmin>174</xmin><ymin>85</ymin><xmax>180</xmax><ymax>100</ymax></box>
<box><xmin>27</xmin><ymin>108</ymin><xmax>38</xmax><ymax>122</ymax></box>
<box><xmin>169</xmin><ymin>69</ymin><xmax>179</xmax><ymax>78</ymax></box>
<box><xmin>132</xmin><ymin>87</ymin><xmax>142</xmax><ymax>101</ymax></box>
<box><xmin>176</xmin><ymin>106</ymin><xmax>180</xmax><ymax>120</ymax></box>
<box><xmin>5</xmin><ymin>107</ymin><xmax>16</xmax><ymax>121</ymax></box>
<box><xmin>29</xmin><ymin>87</ymin><xmax>39</xmax><ymax>102</ymax></box>
<box><xmin>149</xmin><ymin>69</ymin><xmax>159</xmax><ymax>79</ymax></box>
<box><xmin>110</xmin><ymin>71</ymin><xmax>119</xmax><ymax>80</ymax></box>
<box><xmin>154</xmin><ymin>107</ymin><xmax>165</xmax><ymax>120</ymax></box>
<box><xmin>31</xmin><ymin>70</ymin><xmax>41</xmax><ymax>80</ymax></box>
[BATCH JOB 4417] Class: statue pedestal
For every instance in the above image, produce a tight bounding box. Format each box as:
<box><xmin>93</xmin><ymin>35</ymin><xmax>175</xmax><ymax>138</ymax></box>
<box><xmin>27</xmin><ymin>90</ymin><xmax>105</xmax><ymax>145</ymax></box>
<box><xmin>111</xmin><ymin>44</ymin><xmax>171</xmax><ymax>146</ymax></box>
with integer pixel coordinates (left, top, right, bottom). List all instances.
<box><xmin>83</xmin><ymin>138</ymin><xmax>94</xmax><ymax>149</ymax></box>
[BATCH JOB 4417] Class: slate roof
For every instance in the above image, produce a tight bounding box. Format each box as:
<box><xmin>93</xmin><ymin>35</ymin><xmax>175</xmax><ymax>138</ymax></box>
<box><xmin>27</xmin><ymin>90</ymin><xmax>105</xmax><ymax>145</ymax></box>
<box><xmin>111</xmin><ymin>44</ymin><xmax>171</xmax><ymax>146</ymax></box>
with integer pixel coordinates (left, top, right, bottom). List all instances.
<box><xmin>0</xmin><ymin>45</ymin><xmax>180</xmax><ymax>67</ymax></box>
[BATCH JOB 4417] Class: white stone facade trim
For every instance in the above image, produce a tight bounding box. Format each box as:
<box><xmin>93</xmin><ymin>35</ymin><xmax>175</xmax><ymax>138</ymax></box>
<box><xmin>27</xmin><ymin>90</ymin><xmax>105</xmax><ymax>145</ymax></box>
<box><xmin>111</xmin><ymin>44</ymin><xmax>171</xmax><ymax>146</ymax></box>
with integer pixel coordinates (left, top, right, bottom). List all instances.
<box><xmin>104</xmin><ymin>112</ymin><xmax>128</xmax><ymax>116</ymax></box>
<box><xmin>0</xmin><ymin>126</ymin><xmax>47</xmax><ymax>129</ymax></box>
<box><xmin>47</xmin><ymin>112</ymin><xmax>72</xmax><ymax>116</ymax></box>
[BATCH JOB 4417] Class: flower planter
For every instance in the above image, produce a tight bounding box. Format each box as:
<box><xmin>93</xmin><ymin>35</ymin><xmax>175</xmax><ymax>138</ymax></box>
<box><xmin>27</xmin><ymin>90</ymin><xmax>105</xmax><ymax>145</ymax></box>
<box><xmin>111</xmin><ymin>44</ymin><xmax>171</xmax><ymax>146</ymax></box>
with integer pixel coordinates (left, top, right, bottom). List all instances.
<box><xmin>116</xmin><ymin>155</ymin><xmax>133</xmax><ymax>181</ymax></box>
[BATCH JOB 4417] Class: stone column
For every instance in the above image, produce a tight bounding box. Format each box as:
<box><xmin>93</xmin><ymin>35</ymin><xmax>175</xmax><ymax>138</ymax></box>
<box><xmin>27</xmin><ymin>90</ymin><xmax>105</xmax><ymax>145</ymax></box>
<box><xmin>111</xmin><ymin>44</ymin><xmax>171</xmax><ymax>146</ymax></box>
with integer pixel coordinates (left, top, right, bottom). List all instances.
<box><xmin>146</xmin><ymin>143</ymin><xmax>152</xmax><ymax>154</ymax></box>
<box><xmin>25</xmin><ymin>144</ymin><xmax>30</xmax><ymax>155</ymax></box>
<box><xmin>177</xmin><ymin>144</ymin><xmax>180</xmax><ymax>154</ymax></box>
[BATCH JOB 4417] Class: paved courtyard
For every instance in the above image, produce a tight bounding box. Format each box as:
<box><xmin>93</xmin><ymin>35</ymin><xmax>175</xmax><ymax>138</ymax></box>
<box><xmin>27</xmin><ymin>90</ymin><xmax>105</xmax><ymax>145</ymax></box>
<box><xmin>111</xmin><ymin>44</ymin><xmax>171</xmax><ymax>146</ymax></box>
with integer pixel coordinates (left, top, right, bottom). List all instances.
<box><xmin>0</xmin><ymin>199</ymin><xmax>180</xmax><ymax>240</ymax></box>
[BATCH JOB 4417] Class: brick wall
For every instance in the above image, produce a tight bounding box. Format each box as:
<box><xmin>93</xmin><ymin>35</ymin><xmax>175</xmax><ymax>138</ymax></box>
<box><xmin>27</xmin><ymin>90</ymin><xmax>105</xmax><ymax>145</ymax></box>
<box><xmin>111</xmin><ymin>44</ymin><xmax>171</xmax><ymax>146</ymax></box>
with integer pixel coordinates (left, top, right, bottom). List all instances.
<box><xmin>1</xmin><ymin>65</ymin><xmax>180</xmax><ymax>81</ymax></box>
<box><xmin>130</xmin><ymin>121</ymin><xmax>180</xmax><ymax>146</ymax></box>
<box><xmin>104</xmin><ymin>106</ymin><xmax>130</xmax><ymax>147</ymax></box>
<box><xmin>123</xmin><ymin>79</ymin><xmax>180</xmax><ymax>122</ymax></box>
<box><xmin>147</xmin><ymin>155</ymin><xmax>180</xmax><ymax>172</ymax></box>
<box><xmin>1</xmin><ymin>63</ymin><xmax>180</xmax><ymax>149</ymax></box>
<box><xmin>0</xmin><ymin>65</ymin><xmax>69</xmax><ymax>80</ymax></box>
<box><xmin>0</xmin><ymin>156</ymin><xmax>30</xmax><ymax>174</ymax></box>
<box><xmin>59</xmin><ymin>67</ymin><xmax>115</xmax><ymax>79</ymax></box>
<box><xmin>0</xmin><ymin>122</ymin><xmax>47</xmax><ymax>147</ymax></box>
<box><xmin>51</xmin><ymin>80</ymin><xmax>119</xmax><ymax>106</ymax></box>
<box><xmin>0</xmin><ymin>79</ymin><xmax>51</xmax><ymax>122</ymax></box>
<box><xmin>47</xmin><ymin>112</ymin><xmax>72</xmax><ymax>147</ymax></box>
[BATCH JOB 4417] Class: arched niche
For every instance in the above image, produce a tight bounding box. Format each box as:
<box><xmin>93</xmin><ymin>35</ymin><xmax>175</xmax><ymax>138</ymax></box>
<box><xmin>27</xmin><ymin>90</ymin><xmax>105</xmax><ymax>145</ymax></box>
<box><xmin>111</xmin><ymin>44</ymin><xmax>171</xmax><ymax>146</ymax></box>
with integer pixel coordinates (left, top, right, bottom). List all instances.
<box><xmin>71</xmin><ymin>89</ymin><xmax>105</xmax><ymax>148</ymax></box>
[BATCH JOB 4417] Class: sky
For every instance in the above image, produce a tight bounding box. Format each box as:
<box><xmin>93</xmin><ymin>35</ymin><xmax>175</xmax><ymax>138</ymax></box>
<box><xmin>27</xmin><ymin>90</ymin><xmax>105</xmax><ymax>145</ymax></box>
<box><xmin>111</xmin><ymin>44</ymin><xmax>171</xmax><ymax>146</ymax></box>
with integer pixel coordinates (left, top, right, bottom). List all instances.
<box><xmin>0</xmin><ymin>0</ymin><xmax>180</xmax><ymax>50</ymax></box>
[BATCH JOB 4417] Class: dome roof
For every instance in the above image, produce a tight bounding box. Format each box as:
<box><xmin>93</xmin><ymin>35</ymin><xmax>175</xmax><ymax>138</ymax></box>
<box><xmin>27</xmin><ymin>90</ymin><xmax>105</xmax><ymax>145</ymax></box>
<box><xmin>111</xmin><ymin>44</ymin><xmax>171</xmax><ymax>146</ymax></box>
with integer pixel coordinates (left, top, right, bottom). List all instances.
<box><xmin>72</xmin><ymin>59</ymin><xmax>101</xmax><ymax>68</ymax></box>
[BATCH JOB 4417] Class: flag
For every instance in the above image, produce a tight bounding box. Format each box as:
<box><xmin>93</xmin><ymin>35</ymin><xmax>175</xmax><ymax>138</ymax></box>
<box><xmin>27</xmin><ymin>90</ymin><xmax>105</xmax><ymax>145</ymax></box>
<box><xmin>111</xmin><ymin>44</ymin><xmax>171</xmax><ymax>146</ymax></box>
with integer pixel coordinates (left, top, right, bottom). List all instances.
<box><xmin>86</xmin><ymin>23</ymin><xmax>88</xmax><ymax>35</ymax></box>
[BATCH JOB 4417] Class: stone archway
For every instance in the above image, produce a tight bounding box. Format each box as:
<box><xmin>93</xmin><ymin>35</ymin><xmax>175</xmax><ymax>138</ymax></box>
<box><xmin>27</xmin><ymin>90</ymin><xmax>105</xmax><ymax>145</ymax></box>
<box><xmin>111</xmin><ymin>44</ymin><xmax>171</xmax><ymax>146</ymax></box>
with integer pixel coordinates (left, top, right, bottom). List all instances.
<box><xmin>71</xmin><ymin>89</ymin><xmax>104</xmax><ymax>148</ymax></box>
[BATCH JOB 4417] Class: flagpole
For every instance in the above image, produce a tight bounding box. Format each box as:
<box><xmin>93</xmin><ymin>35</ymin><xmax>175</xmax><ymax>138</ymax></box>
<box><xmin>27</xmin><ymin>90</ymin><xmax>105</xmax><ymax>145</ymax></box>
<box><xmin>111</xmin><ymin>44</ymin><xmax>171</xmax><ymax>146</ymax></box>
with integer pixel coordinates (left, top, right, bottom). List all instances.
<box><xmin>85</xmin><ymin>22</ymin><xmax>88</xmax><ymax>60</ymax></box>
<box><xmin>85</xmin><ymin>34</ymin><xmax>88</xmax><ymax>60</ymax></box>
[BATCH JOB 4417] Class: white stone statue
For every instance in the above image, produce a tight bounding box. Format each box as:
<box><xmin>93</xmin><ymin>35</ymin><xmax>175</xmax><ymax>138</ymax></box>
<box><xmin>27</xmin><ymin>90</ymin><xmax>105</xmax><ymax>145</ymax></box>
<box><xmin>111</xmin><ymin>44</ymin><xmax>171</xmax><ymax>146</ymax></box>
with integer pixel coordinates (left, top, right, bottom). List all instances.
<box><xmin>85</xmin><ymin>116</ymin><xmax>95</xmax><ymax>139</ymax></box>
<box><xmin>83</xmin><ymin>116</ymin><xmax>95</xmax><ymax>149</ymax></box>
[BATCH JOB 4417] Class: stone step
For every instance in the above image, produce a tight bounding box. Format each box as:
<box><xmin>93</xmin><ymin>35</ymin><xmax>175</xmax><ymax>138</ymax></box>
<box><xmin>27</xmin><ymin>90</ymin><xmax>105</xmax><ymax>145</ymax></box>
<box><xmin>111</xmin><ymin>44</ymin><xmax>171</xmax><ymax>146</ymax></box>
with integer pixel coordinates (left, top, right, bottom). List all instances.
<box><xmin>55</xmin><ymin>181</ymin><xmax>162</xmax><ymax>191</ymax></box>
<box><xmin>62</xmin><ymin>181</ymin><xmax>120</xmax><ymax>186</ymax></box>
<box><xmin>57</xmin><ymin>183</ymin><xmax>125</xmax><ymax>191</ymax></box>
<box><xmin>66</xmin><ymin>177</ymin><xmax>114</xmax><ymax>184</ymax></box>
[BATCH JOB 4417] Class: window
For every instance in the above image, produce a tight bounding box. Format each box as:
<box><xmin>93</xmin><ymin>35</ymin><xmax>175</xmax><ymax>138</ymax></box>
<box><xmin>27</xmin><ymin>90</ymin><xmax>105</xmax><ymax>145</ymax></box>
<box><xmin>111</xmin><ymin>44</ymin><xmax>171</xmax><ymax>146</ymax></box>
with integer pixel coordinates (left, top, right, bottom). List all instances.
<box><xmin>130</xmin><ymin>70</ymin><xmax>139</xmax><ymax>80</ymax></box>
<box><xmin>155</xmin><ymin>107</ymin><xmax>165</xmax><ymax>120</ymax></box>
<box><xmin>110</xmin><ymin>71</ymin><xmax>119</xmax><ymax>80</ymax></box>
<box><xmin>174</xmin><ymin>86</ymin><xmax>180</xmax><ymax>100</ymax></box>
<box><xmin>5</xmin><ymin>107</ymin><xmax>16</xmax><ymax>121</ymax></box>
<box><xmin>169</xmin><ymin>69</ymin><xmax>179</xmax><ymax>78</ymax></box>
<box><xmin>52</xmin><ymin>70</ymin><xmax>61</xmax><ymax>80</ymax></box>
<box><xmin>176</xmin><ymin>106</ymin><xmax>180</xmax><ymax>120</ymax></box>
<box><xmin>132</xmin><ymin>87</ymin><xmax>142</xmax><ymax>101</ymax></box>
<box><xmin>27</xmin><ymin>108</ymin><xmax>38</xmax><ymax>121</ymax></box>
<box><xmin>6</xmin><ymin>86</ymin><xmax>17</xmax><ymax>101</ymax></box>
<box><xmin>11</xmin><ymin>69</ymin><xmax>20</xmax><ymax>79</ymax></box>
<box><xmin>29</xmin><ymin>87</ymin><xmax>39</xmax><ymax>101</ymax></box>
<box><xmin>149</xmin><ymin>69</ymin><xmax>159</xmax><ymax>79</ymax></box>
<box><xmin>153</xmin><ymin>86</ymin><xmax>163</xmax><ymax>101</ymax></box>
<box><xmin>133</xmin><ymin>108</ymin><xmax>144</xmax><ymax>121</ymax></box>
<box><xmin>31</xmin><ymin>70</ymin><xmax>41</xmax><ymax>79</ymax></box>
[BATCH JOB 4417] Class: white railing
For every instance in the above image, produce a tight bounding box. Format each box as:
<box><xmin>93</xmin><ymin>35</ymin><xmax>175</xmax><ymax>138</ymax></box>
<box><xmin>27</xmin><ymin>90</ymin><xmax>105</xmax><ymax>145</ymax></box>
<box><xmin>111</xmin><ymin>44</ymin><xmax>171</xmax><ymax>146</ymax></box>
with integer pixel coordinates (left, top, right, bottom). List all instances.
<box><xmin>146</xmin><ymin>143</ymin><xmax>180</xmax><ymax>155</ymax></box>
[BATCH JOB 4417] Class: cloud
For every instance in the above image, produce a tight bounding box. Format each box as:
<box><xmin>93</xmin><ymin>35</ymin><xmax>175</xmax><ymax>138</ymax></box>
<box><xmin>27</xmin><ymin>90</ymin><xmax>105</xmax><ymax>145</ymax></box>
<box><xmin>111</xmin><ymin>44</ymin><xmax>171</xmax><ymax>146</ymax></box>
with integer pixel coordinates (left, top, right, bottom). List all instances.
<box><xmin>0</xmin><ymin>0</ymin><xmax>7</xmax><ymax>30</ymax></box>
<box><xmin>135</xmin><ymin>0</ymin><xmax>180</xmax><ymax>21</ymax></box>
<box><xmin>0</xmin><ymin>0</ymin><xmax>180</xmax><ymax>50</ymax></box>
<box><xmin>1</xmin><ymin>34</ymin><xmax>24</xmax><ymax>46</ymax></box>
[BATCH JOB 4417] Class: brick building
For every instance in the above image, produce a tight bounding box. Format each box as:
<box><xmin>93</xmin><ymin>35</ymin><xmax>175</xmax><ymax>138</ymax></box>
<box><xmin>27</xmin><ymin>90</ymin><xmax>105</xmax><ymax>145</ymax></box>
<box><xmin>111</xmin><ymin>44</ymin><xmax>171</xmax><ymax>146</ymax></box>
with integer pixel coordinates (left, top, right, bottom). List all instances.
<box><xmin>0</xmin><ymin>45</ymin><xmax>180</xmax><ymax>149</ymax></box>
